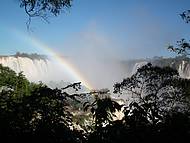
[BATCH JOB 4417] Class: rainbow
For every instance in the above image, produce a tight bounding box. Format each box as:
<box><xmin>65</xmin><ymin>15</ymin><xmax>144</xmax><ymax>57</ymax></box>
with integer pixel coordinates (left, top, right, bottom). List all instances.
<box><xmin>13</xmin><ymin>30</ymin><xmax>93</xmax><ymax>90</ymax></box>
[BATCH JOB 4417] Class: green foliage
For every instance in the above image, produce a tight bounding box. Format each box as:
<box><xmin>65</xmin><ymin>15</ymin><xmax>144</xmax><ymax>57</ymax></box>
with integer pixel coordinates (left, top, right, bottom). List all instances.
<box><xmin>0</xmin><ymin>64</ymin><xmax>17</xmax><ymax>89</ymax></box>
<box><xmin>0</xmin><ymin>85</ymin><xmax>85</xmax><ymax>142</ymax></box>
<box><xmin>0</xmin><ymin>64</ymin><xmax>40</xmax><ymax>97</ymax></box>
<box><xmin>0</xmin><ymin>64</ymin><xmax>85</xmax><ymax>142</ymax></box>
<box><xmin>0</xmin><ymin>62</ymin><xmax>190</xmax><ymax>143</ymax></box>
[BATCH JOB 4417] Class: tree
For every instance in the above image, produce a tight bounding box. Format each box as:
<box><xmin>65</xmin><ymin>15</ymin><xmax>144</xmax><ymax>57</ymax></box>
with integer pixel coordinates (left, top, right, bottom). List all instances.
<box><xmin>113</xmin><ymin>63</ymin><xmax>190</xmax><ymax>142</ymax></box>
<box><xmin>168</xmin><ymin>38</ymin><xmax>190</xmax><ymax>56</ymax></box>
<box><xmin>0</xmin><ymin>64</ymin><xmax>85</xmax><ymax>142</ymax></box>
<box><xmin>114</xmin><ymin>63</ymin><xmax>189</xmax><ymax>122</ymax></box>
<box><xmin>20</xmin><ymin>0</ymin><xmax>72</xmax><ymax>18</ymax></box>
<box><xmin>168</xmin><ymin>10</ymin><xmax>190</xmax><ymax>56</ymax></box>
<box><xmin>180</xmin><ymin>10</ymin><xmax>190</xmax><ymax>23</ymax></box>
<box><xmin>0</xmin><ymin>64</ymin><xmax>40</xmax><ymax>97</ymax></box>
<box><xmin>84</xmin><ymin>90</ymin><xmax>123</xmax><ymax>143</ymax></box>
<box><xmin>86</xmin><ymin>64</ymin><xmax>190</xmax><ymax>143</ymax></box>
<box><xmin>83</xmin><ymin>89</ymin><xmax>122</xmax><ymax>128</ymax></box>
<box><xmin>0</xmin><ymin>64</ymin><xmax>17</xmax><ymax>88</ymax></box>
<box><xmin>19</xmin><ymin>0</ymin><xmax>72</xmax><ymax>28</ymax></box>
<box><xmin>20</xmin><ymin>85</ymin><xmax>84</xmax><ymax>143</ymax></box>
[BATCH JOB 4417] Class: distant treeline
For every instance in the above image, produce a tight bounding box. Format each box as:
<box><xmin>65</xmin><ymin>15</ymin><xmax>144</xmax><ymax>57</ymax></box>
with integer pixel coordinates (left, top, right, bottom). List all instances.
<box><xmin>0</xmin><ymin>52</ymin><xmax>48</xmax><ymax>60</ymax></box>
<box><xmin>14</xmin><ymin>52</ymin><xmax>48</xmax><ymax>60</ymax></box>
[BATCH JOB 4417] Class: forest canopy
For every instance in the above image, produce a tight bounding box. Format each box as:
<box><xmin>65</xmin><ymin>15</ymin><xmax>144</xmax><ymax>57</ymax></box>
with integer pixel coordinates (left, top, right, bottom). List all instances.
<box><xmin>0</xmin><ymin>63</ymin><xmax>190</xmax><ymax>143</ymax></box>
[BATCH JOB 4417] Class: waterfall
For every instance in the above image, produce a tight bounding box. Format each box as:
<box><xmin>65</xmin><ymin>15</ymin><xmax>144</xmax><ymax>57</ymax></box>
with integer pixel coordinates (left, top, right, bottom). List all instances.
<box><xmin>178</xmin><ymin>60</ymin><xmax>190</xmax><ymax>79</ymax></box>
<box><xmin>0</xmin><ymin>56</ymin><xmax>59</xmax><ymax>82</ymax></box>
<box><xmin>131</xmin><ymin>61</ymin><xmax>148</xmax><ymax>74</ymax></box>
<box><xmin>1</xmin><ymin>55</ymin><xmax>190</xmax><ymax>88</ymax></box>
<box><xmin>131</xmin><ymin>60</ymin><xmax>190</xmax><ymax>79</ymax></box>
<box><xmin>0</xmin><ymin>56</ymin><xmax>76</xmax><ymax>83</ymax></box>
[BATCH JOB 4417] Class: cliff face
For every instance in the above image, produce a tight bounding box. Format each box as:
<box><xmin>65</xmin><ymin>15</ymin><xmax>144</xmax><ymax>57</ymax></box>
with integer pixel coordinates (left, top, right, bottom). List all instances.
<box><xmin>0</xmin><ymin>54</ymin><xmax>84</xmax><ymax>88</ymax></box>
<box><xmin>0</xmin><ymin>54</ymin><xmax>190</xmax><ymax>88</ymax></box>
<box><xmin>178</xmin><ymin>60</ymin><xmax>190</xmax><ymax>78</ymax></box>
<box><xmin>0</xmin><ymin>53</ymin><xmax>77</xmax><ymax>84</ymax></box>
<box><xmin>129</xmin><ymin>56</ymin><xmax>190</xmax><ymax>79</ymax></box>
<box><xmin>0</xmin><ymin>56</ymin><xmax>52</xmax><ymax>82</ymax></box>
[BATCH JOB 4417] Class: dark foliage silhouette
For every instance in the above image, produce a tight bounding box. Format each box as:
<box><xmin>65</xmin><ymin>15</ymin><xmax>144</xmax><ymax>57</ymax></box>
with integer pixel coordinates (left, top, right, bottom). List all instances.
<box><xmin>180</xmin><ymin>10</ymin><xmax>190</xmax><ymax>23</ymax></box>
<box><xmin>168</xmin><ymin>10</ymin><xmax>190</xmax><ymax>56</ymax></box>
<box><xmin>87</xmin><ymin>64</ymin><xmax>190</xmax><ymax>143</ymax></box>
<box><xmin>83</xmin><ymin>90</ymin><xmax>122</xmax><ymax>128</ymax></box>
<box><xmin>0</xmin><ymin>63</ymin><xmax>190</xmax><ymax>143</ymax></box>
<box><xmin>114</xmin><ymin>63</ymin><xmax>189</xmax><ymax>113</ymax></box>
<box><xmin>168</xmin><ymin>38</ymin><xmax>190</xmax><ymax>56</ymax></box>
<box><xmin>0</xmin><ymin>64</ymin><xmax>85</xmax><ymax>142</ymax></box>
<box><xmin>19</xmin><ymin>0</ymin><xmax>72</xmax><ymax>28</ymax></box>
<box><xmin>20</xmin><ymin>0</ymin><xmax>72</xmax><ymax>18</ymax></box>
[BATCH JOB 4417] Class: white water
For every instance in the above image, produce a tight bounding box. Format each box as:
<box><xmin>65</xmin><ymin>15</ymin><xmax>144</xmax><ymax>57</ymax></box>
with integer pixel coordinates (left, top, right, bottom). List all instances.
<box><xmin>0</xmin><ymin>56</ymin><xmax>73</xmax><ymax>83</ymax></box>
<box><xmin>178</xmin><ymin>60</ymin><xmax>190</xmax><ymax>79</ymax></box>
<box><xmin>0</xmin><ymin>56</ymin><xmax>190</xmax><ymax>89</ymax></box>
<box><xmin>133</xmin><ymin>60</ymin><xmax>190</xmax><ymax>79</ymax></box>
<box><xmin>132</xmin><ymin>61</ymin><xmax>148</xmax><ymax>74</ymax></box>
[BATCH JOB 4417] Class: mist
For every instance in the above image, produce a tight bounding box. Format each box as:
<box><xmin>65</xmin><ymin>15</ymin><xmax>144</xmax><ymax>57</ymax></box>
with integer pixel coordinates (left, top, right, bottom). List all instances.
<box><xmin>57</xmin><ymin>23</ymin><xmax>128</xmax><ymax>90</ymax></box>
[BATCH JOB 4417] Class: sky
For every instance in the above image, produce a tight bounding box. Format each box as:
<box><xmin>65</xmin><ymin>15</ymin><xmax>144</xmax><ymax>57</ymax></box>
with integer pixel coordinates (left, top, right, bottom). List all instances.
<box><xmin>1</xmin><ymin>0</ymin><xmax>190</xmax><ymax>59</ymax></box>
<box><xmin>1</xmin><ymin>0</ymin><xmax>190</xmax><ymax>89</ymax></box>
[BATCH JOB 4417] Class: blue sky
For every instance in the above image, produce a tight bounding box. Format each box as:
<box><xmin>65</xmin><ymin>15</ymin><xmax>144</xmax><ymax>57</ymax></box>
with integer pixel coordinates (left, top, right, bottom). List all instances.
<box><xmin>1</xmin><ymin>0</ymin><xmax>190</xmax><ymax>59</ymax></box>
